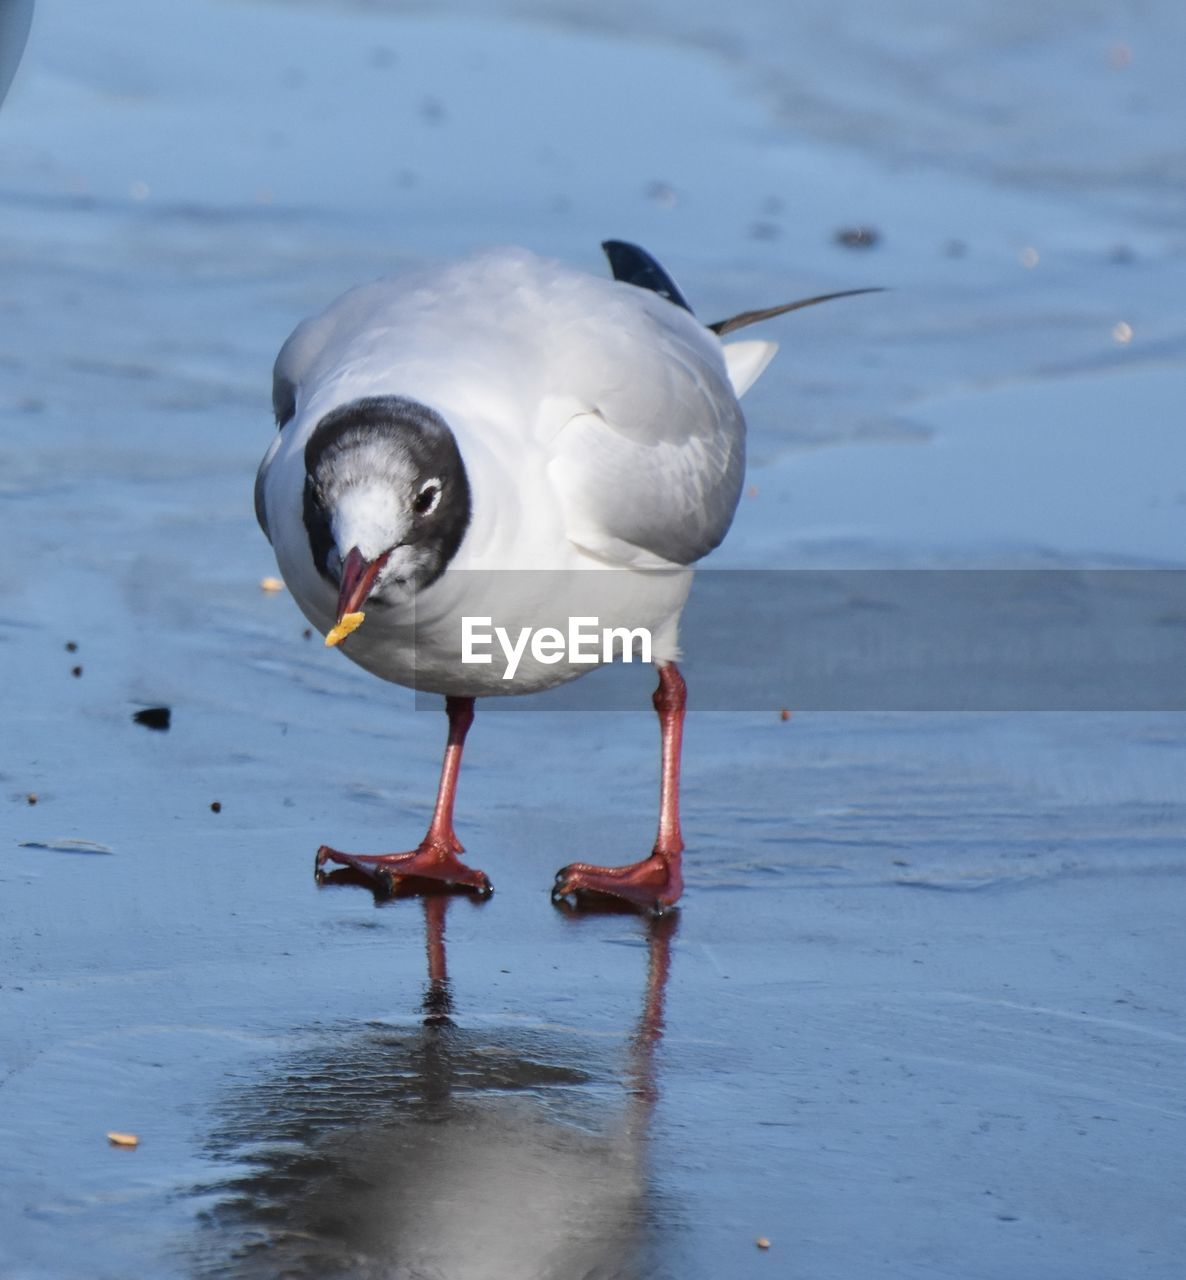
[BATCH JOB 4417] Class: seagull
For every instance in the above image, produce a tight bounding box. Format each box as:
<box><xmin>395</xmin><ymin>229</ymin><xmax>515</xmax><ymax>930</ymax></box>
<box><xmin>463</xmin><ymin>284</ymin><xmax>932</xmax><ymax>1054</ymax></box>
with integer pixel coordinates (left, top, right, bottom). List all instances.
<box><xmin>256</xmin><ymin>241</ymin><xmax>875</xmax><ymax>913</ymax></box>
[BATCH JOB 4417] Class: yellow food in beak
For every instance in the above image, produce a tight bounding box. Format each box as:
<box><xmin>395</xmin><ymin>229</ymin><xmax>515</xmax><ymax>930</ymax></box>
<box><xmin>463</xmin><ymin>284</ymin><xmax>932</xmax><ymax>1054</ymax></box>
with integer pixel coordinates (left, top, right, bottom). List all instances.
<box><xmin>325</xmin><ymin>611</ymin><xmax>366</xmax><ymax>647</ymax></box>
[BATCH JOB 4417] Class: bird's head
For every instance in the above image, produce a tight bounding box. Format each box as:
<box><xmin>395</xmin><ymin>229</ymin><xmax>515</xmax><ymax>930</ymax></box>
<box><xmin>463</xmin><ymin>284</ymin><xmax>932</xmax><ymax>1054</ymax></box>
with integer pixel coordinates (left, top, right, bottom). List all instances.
<box><xmin>302</xmin><ymin>396</ymin><xmax>471</xmax><ymax>646</ymax></box>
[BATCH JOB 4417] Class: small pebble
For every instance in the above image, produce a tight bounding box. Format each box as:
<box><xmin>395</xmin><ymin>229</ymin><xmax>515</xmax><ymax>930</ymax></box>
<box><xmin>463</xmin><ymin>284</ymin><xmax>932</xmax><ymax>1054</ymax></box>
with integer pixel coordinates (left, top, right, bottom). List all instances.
<box><xmin>779</xmin><ymin>708</ymin><xmax>791</xmax><ymax>722</ymax></box>
<box><xmin>71</xmin><ymin>665</ymin><xmax>83</xmax><ymax>678</ymax></box>
<box><xmin>419</xmin><ymin>95</ymin><xmax>446</xmax><ymax>125</ymax></box>
<box><xmin>26</xmin><ymin>793</ymin><xmax>38</xmax><ymax>806</ymax></box>
<box><xmin>106</xmin><ymin>1132</ymin><xmax>139</xmax><ymax>1148</ymax></box>
<box><xmin>834</xmin><ymin>225</ymin><xmax>880</xmax><ymax>250</ymax></box>
<box><xmin>133</xmin><ymin>707</ymin><xmax>172</xmax><ymax>732</ymax></box>
<box><xmin>756</xmin><ymin>1236</ymin><xmax>771</xmax><ymax>1250</ymax></box>
<box><xmin>259</xmin><ymin>576</ymin><xmax>285</xmax><ymax>593</ymax></box>
<box><xmin>65</xmin><ymin>641</ymin><xmax>78</xmax><ymax>653</ymax></box>
<box><xmin>210</xmin><ymin>801</ymin><xmax>222</xmax><ymax>814</ymax></box>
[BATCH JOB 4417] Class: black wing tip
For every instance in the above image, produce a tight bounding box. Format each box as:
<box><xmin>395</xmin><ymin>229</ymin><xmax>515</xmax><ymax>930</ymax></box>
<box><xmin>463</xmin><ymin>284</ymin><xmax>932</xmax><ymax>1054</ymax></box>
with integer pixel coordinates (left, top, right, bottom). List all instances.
<box><xmin>600</xmin><ymin>239</ymin><xmax>694</xmax><ymax>314</ymax></box>
<box><xmin>599</xmin><ymin>241</ymin><xmax>885</xmax><ymax>332</ymax></box>
<box><xmin>600</xmin><ymin>238</ymin><xmax>641</xmax><ymax>260</ymax></box>
<box><xmin>273</xmin><ymin>376</ymin><xmax>296</xmax><ymax>431</ymax></box>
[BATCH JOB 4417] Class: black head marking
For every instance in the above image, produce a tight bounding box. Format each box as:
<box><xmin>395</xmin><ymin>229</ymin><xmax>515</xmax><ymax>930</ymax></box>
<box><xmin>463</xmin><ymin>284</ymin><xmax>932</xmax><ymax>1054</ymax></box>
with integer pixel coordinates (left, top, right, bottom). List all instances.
<box><xmin>302</xmin><ymin>395</ymin><xmax>471</xmax><ymax>589</ymax></box>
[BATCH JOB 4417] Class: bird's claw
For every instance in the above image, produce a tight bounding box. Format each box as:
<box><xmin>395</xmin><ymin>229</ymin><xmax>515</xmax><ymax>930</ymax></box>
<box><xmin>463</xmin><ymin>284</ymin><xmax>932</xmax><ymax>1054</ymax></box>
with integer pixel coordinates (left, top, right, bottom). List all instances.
<box><xmin>551</xmin><ymin>856</ymin><xmax>680</xmax><ymax>916</ymax></box>
<box><xmin>314</xmin><ymin>844</ymin><xmax>493</xmax><ymax>900</ymax></box>
<box><xmin>373</xmin><ymin>865</ymin><xmax>494</xmax><ymax>900</ymax></box>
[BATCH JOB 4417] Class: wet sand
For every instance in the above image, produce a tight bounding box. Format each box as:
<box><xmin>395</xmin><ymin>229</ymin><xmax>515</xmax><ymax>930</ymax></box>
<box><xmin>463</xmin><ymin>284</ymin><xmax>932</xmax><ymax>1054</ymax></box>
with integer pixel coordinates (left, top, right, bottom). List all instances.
<box><xmin>3</xmin><ymin>1</ymin><xmax>1185</xmax><ymax>1276</ymax></box>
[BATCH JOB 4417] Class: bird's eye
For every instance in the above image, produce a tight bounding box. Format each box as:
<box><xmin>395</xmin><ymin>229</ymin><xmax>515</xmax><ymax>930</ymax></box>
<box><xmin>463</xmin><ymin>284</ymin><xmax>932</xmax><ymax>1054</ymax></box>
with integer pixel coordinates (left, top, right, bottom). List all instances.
<box><xmin>414</xmin><ymin>481</ymin><xmax>441</xmax><ymax>516</ymax></box>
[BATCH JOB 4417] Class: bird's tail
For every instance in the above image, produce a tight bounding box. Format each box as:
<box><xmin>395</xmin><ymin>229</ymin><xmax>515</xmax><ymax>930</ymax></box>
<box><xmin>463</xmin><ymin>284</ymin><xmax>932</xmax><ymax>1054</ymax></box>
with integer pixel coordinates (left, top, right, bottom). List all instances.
<box><xmin>600</xmin><ymin>238</ymin><xmax>882</xmax><ymax>398</ymax></box>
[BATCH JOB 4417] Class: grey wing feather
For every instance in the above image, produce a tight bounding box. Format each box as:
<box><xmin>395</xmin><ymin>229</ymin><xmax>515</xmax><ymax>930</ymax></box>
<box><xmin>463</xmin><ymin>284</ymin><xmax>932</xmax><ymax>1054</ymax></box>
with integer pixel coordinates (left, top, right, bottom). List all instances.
<box><xmin>254</xmin><ymin>433</ymin><xmax>281</xmax><ymax>542</ymax></box>
<box><xmin>257</xmin><ymin>309</ymin><xmax>337</xmax><ymax>541</ymax></box>
<box><xmin>549</xmin><ymin>305</ymin><xmax>745</xmax><ymax>568</ymax></box>
<box><xmin>271</xmin><ymin>310</ymin><xmax>334</xmax><ymax>427</ymax></box>
<box><xmin>257</xmin><ymin>311</ymin><xmax>332</xmax><ymax>540</ymax></box>
<box><xmin>552</xmin><ymin>407</ymin><xmax>743</xmax><ymax>567</ymax></box>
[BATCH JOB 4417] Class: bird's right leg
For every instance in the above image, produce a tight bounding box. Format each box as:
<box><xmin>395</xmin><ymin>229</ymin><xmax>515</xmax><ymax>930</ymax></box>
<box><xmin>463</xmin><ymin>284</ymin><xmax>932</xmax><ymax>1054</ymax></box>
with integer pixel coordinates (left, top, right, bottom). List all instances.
<box><xmin>316</xmin><ymin>695</ymin><xmax>492</xmax><ymax>898</ymax></box>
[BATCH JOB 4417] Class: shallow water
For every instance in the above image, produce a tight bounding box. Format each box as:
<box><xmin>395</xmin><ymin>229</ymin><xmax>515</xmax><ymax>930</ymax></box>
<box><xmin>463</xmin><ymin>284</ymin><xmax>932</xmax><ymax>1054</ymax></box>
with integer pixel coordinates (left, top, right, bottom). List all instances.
<box><xmin>2</xmin><ymin>1</ymin><xmax>1185</xmax><ymax>1276</ymax></box>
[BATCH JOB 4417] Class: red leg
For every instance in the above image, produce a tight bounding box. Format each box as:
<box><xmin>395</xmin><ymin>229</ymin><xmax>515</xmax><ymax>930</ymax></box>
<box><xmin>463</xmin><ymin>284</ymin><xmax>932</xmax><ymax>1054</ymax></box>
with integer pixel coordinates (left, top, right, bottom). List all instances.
<box><xmin>316</xmin><ymin>696</ymin><xmax>492</xmax><ymax>898</ymax></box>
<box><xmin>552</xmin><ymin>663</ymin><xmax>686</xmax><ymax>915</ymax></box>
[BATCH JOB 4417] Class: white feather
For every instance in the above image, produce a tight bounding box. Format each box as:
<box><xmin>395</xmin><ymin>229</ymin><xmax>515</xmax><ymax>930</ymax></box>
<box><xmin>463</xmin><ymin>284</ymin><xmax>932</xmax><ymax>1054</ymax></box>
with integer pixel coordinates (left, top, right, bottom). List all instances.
<box><xmin>722</xmin><ymin>339</ymin><xmax>778</xmax><ymax>397</ymax></box>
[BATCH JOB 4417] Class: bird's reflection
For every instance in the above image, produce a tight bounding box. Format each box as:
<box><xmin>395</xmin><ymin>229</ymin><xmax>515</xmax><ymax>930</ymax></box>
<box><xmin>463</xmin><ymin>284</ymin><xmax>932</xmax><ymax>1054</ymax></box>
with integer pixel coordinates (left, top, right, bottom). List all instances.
<box><xmin>189</xmin><ymin>895</ymin><xmax>677</xmax><ymax>1279</ymax></box>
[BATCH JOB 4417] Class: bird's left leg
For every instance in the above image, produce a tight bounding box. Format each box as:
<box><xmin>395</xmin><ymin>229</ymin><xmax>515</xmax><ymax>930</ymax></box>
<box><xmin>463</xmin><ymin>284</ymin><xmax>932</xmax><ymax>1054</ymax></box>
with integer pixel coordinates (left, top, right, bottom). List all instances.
<box><xmin>316</xmin><ymin>695</ymin><xmax>492</xmax><ymax>898</ymax></box>
<box><xmin>552</xmin><ymin>663</ymin><xmax>686</xmax><ymax>915</ymax></box>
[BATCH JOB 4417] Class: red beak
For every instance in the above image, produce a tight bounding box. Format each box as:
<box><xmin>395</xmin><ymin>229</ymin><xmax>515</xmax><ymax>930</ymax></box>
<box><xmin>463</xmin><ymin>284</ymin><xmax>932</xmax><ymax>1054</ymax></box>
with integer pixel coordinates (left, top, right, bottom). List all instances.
<box><xmin>336</xmin><ymin>546</ymin><xmax>390</xmax><ymax>622</ymax></box>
